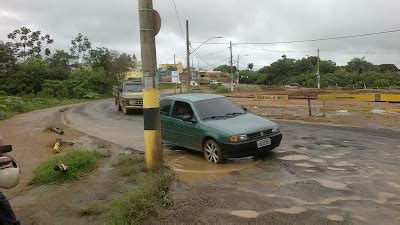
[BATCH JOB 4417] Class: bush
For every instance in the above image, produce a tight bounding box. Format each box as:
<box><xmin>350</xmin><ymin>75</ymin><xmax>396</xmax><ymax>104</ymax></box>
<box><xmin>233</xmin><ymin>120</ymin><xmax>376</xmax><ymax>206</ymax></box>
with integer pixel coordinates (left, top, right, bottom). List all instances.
<box><xmin>213</xmin><ymin>86</ymin><xmax>230</xmax><ymax>94</ymax></box>
<box><xmin>31</xmin><ymin>149</ymin><xmax>109</xmax><ymax>185</ymax></box>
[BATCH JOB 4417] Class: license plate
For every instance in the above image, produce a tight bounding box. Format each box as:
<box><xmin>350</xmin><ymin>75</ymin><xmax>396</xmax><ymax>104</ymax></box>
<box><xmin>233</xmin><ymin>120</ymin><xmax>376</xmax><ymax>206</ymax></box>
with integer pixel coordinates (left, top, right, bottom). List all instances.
<box><xmin>257</xmin><ymin>138</ymin><xmax>271</xmax><ymax>148</ymax></box>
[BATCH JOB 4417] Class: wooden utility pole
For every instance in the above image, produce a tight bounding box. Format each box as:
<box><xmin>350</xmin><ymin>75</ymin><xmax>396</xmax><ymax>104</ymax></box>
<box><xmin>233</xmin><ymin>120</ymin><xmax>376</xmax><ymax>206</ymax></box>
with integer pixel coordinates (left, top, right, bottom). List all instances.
<box><xmin>138</xmin><ymin>0</ymin><xmax>162</xmax><ymax>170</ymax></box>
<box><xmin>230</xmin><ymin>41</ymin><xmax>234</xmax><ymax>91</ymax></box>
<box><xmin>186</xmin><ymin>20</ymin><xmax>191</xmax><ymax>92</ymax></box>
<box><xmin>317</xmin><ymin>48</ymin><xmax>320</xmax><ymax>89</ymax></box>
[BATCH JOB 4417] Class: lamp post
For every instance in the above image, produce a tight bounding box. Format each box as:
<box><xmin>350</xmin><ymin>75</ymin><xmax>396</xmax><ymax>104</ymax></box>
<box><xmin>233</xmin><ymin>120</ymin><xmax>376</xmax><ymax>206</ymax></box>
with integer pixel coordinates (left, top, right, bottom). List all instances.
<box><xmin>186</xmin><ymin>34</ymin><xmax>223</xmax><ymax>92</ymax></box>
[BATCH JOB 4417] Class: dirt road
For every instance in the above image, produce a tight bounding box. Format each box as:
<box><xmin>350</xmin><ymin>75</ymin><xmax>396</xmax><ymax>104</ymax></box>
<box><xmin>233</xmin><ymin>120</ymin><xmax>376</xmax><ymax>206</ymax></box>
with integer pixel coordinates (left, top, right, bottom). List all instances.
<box><xmin>63</xmin><ymin>99</ymin><xmax>400</xmax><ymax>224</ymax></box>
<box><xmin>1</xmin><ymin>99</ymin><xmax>399</xmax><ymax>224</ymax></box>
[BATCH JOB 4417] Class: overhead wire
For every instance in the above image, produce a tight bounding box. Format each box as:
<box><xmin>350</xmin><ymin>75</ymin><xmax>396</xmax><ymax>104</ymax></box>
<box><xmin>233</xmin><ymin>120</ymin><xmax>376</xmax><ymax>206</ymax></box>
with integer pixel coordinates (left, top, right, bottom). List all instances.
<box><xmin>171</xmin><ymin>0</ymin><xmax>185</xmax><ymax>40</ymax></box>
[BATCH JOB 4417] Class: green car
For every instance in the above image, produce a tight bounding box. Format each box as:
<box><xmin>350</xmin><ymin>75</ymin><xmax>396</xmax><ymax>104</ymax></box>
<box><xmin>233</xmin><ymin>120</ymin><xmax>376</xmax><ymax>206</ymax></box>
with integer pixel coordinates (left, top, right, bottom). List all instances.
<box><xmin>160</xmin><ymin>94</ymin><xmax>282</xmax><ymax>163</ymax></box>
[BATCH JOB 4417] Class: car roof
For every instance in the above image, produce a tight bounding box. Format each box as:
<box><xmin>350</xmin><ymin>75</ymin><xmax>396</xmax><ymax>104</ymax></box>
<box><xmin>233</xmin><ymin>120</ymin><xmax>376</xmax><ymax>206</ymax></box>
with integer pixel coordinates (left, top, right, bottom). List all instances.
<box><xmin>162</xmin><ymin>93</ymin><xmax>225</xmax><ymax>102</ymax></box>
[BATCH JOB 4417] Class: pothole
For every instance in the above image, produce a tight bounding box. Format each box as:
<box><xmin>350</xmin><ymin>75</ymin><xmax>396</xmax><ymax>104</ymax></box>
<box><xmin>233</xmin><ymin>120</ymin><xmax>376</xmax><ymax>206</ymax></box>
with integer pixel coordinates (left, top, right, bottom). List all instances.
<box><xmin>327</xmin><ymin>215</ymin><xmax>345</xmax><ymax>222</ymax></box>
<box><xmin>327</xmin><ymin>167</ymin><xmax>346</xmax><ymax>171</ymax></box>
<box><xmin>316</xmin><ymin>179</ymin><xmax>348</xmax><ymax>190</ymax></box>
<box><xmin>274</xmin><ymin>206</ymin><xmax>306</xmax><ymax>214</ymax></box>
<box><xmin>333</xmin><ymin>161</ymin><xmax>355</xmax><ymax>167</ymax></box>
<box><xmin>309</xmin><ymin>158</ymin><xmax>327</xmax><ymax>163</ymax></box>
<box><xmin>230</xmin><ymin>210</ymin><xmax>259</xmax><ymax>218</ymax></box>
<box><xmin>295</xmin><ymin>162</ymin><xmax>315</xmax><ymax>168</ymax></box>
<box><xmin>280</xmin><ymin>155</ymin><xmax>310</xmax><ymax>161</ymax></box>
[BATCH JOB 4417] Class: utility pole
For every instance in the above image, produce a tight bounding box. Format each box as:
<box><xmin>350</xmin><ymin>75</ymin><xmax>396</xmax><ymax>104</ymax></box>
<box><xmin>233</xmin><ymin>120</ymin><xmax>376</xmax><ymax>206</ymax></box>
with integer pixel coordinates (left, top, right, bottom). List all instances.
<box><xmin>317</xmin><ymin>48</ymin><xmax>320</xmax><ymax>89</ymax></box>
<box><xmin>186</xmin><ymin>20</ymin><xmax>191</xmax><ymax>92</ymax></box>
<box><xmin>138</xmin><ymin>0</ymin><xmax>162</xmax><ymax>170</ymax></box>
<box><xmin>197</xmin><ymin>60</ymin><xmax>200</xmax><ymax>79</ymax></box>
<box><xmin>173</xmin><ymin>53</ymin><xmax>176</xmax><ymax>67</ymax></box>
<box><xmin>229</xmin><ymin>41</ymin><xmax>234</xmax><ymax>92</ymax></box>
<box><xmin>236</xmin><ymin>54</ymin><xmax>240</xmax><ymax>84</ymax></box>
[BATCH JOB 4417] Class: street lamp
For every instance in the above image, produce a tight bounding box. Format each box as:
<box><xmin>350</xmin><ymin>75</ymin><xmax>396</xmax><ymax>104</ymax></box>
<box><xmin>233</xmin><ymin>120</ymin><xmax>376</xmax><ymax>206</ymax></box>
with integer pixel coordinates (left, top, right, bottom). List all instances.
<box><xmin>187</xmin><ymin>36</ymin><xmax>223</xmax><ymax>92</ymax></box>
<box><xmin>191</xmin><ymin>36</ymin><xmax>224</xmax><ymax>53</ymax></box>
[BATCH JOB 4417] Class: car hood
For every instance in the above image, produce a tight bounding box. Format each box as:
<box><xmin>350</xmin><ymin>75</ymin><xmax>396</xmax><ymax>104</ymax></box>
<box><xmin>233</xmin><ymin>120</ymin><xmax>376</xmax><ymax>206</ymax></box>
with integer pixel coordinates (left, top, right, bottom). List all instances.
<box><xmin>204</xmin><ymin>113</ymin><xmax>277</xmax><ymax>135</ymax></box>
<box><xmin>121</xmin><ymin>92</ymin><xmax>143</xmax><ymax>99</ymax></box>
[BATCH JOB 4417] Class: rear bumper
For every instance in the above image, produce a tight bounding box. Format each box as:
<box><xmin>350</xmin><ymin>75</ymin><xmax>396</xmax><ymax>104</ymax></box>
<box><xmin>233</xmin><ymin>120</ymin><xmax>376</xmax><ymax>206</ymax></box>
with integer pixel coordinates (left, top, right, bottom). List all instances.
<box><xmin>125</xmin><ymin>106</ymin><xmax>143</xmax><ymax>109</ymax></box>
<box><xmin>220</xmin><ymin>133</ymin><xmax>282</xmax><ymax>158</ymax></box>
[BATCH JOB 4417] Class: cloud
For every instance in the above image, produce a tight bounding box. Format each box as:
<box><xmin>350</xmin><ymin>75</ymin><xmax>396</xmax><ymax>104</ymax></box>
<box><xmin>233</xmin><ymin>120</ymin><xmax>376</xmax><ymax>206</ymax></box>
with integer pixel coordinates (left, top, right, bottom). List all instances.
<box><xmin>0</xmin><ymin>0</ymin><xmax>399</xmax><ymax>69</ymax></box>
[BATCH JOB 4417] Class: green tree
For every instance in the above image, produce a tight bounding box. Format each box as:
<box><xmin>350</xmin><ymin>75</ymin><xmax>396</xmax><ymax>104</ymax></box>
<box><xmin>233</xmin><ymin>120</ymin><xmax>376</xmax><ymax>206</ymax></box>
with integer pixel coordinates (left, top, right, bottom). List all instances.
<box><xmin>47</xmin><ymin>50</ymin><xmax>74</xmax><ymax>69</ymax></box>
<box><xmin>376</xmin><ymin>64</ymin><xmax>398</xmax><ymax>73</ymax></box>
<box><xmin>346</xmin><ymin>57</ymin><xmax>375</xmax><ymax>74</ymax></box>
<box><xmin>0</xmin><ymin>41</ymin><xmax>16</xmax><ymax>74</ymax></box>
<box><xmin>7</xmin><ymin>27</ymin><xmax>53</xmax><ymax>61</ymax></box>
<box><xmin>70</xmin><ymin>33</ymin><xmax>92</xmax><ymax>65</ymax></box>
<box><xmin>87</xmin><ymin>47</ymin><xmax>113</xmax><ymax>72</ymax></box>
<box><xmin>214</xmin><ymin>64</ymin><xmax>236</xmax><ymax>73</ymax></box>
<box><xmin>112</xmin><ymin>53</ymin><xmax>132</xmax><ymax>81</ymax></box>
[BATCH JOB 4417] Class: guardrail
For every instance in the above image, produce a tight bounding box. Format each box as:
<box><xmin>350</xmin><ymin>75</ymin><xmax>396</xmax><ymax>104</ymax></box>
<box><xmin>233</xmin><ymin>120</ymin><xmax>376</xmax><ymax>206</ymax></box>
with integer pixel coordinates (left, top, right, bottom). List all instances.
<box><xmin>318</xmin><ymin>94</ymin><xmax>400</xmax><ymax>118</ymax></box>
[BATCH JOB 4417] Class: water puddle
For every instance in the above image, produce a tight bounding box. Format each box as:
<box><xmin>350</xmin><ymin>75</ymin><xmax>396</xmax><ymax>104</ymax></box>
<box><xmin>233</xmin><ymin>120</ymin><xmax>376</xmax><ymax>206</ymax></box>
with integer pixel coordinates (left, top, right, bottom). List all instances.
<box><xmin>327</xmin><ymin>215</ymin><xmax>344</xmax><ymax>222</ymax></box>
<box><xmin>274</xmin><ymin>206</ymin><xmax>306</xmax><ymax>214</ymax></box>
<box><xmin>305</xmin><ymin>169</ymin><xmax>317</xmax><ymax>173</ymax></box>
<box><xmin>320</xmin><ymin>155</ymin><xmax>340</xmax><ymax>159</ymax></box>
<box><xmin>327</xmin><ymin>167</ymin><xmax>347</xmax><ymax>171</ymax></box>
<box><xmin>295</xmin><ymin>162</ymin><xmax>315</xmax><ymax>168</ymax></box>
<box><xmin>387</xmin><ymin>182</ymin><xmax>400</xmax><ymax>189</ymax></box>
<box><xmin>231</xmin><ymin>210</ymin><xmax>259</xmax><ymax>218</ymax></box>
<box><xmin>333</xmin><ymin>161</ymin><xmax>355</xmax><ymax>167</ymax></box>
<box><xmin>321</xmin><ymin>144</ymin><xmax>335</xmax><ymax>148</ymax></box>
<box><xmin>280</xmin><ymin>155</ymin><xmax>309</xmax><ymax>161</ymax></box>
<box><xmin>165</xmin><ymin>150</ymin><xmax>259</xmax><ymax>181</ymax></box>
<box><xmin>308</xmin><ymin>158</ymin><xmax>327</xmax><ymax>163</ymax></box>
<box><xmin>316</xmin><ymin>179</ymin><xmax>348</xmax><ymax>190</ymax></box>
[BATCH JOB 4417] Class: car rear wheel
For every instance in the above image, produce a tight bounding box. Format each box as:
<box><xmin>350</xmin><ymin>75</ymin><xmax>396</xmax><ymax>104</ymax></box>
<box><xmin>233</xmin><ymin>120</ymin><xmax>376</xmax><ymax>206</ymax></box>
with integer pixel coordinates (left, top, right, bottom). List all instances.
<box><xmin>203</xmin><ymin>139</ymin><xmax>224</xmax><ymax>164</ymax></box>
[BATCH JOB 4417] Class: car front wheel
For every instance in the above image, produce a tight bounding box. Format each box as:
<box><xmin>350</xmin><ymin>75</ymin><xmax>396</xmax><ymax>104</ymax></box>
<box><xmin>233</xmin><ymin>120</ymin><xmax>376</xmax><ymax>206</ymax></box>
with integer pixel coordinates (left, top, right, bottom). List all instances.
<box><xmin>203</xmin><ymin>139</ymin><xmax>224</xmax><ymax>164</ymax></box>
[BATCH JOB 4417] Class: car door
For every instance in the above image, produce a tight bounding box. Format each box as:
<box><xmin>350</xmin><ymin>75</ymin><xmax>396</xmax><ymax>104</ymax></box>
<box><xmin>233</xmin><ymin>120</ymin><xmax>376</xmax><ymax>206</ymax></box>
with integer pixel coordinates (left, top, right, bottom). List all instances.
<box><xmin>169</xmin><ymin>101</ymin><xmax>203</xmax><ymax>150</ymax></box>
<box><xmin>160</xmin><ymin>99</ymin><xmax>174</xmax><ymax>143</ymax></box>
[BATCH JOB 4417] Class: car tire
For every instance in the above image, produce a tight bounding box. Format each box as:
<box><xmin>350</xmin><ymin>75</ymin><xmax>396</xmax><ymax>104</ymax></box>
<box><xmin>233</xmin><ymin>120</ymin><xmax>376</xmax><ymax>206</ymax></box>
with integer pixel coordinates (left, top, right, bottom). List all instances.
<box><xmin>122</xmin><ymin>107</ymin><xmax>129</xmax><ymax>115</ymax></box>
<box><xmin>203</xmin><ymin>139</ymin><xmax>225</xmax><ymax>164</ymax></box>
<box><xmin>117</xmin><ymin>101</ymin><xmax>122</xmax><ymax>111</ymax></box>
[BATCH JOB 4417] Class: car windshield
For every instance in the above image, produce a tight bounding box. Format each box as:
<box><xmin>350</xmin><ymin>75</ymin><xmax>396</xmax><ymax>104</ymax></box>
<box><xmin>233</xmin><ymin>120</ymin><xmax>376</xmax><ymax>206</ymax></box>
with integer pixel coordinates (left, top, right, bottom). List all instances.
<box><xmin>124</xmin><ymin>84</ymin><xmax>142</xmax><ymax>92</ymax></box>
<box><xmin>195</xmin><ymin>97</ymin><xmax>246</xmax><ymax>121</ymax></box>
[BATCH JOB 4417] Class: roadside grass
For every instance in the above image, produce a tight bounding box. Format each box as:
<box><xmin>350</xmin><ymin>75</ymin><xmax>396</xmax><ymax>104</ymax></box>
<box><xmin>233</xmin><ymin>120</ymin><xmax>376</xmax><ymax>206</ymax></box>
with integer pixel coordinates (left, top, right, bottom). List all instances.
<box><xmin>79</xmin><ymin>154</ymin><xmax>174</xmax><ymax>225</ymax></box>
<box><xmin>212</xmin><ymin>86</ymin><xmax>231</xmax><ymax>94</ymax></box>
<box><xmin>0</xmin><ymin>95</ymin><xmax>90</xmax><ymax>120</ymax></box>
<box><xmin>31</xmin><ymin>149</ymin><xmax>110</xmax><ymax>185</ymax></box>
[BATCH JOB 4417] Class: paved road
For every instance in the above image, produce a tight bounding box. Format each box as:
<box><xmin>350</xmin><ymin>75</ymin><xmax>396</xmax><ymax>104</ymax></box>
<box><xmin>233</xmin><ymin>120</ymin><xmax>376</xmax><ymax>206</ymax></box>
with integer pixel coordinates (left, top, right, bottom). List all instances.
<box><xmin>63</xmin><ymin>99</ymin><xmax>400</xmax><ymax>224</ymax></box>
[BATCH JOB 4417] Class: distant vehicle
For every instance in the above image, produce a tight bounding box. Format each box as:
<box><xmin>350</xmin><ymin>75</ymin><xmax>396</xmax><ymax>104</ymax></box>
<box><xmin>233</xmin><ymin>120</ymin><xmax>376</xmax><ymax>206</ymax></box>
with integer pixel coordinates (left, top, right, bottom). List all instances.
<box><xmin>190</xmin><ymin>81</ymin><xmax>199</xmax><ymax>88</ymax></box>
<box><xmin>160</xmin><ymin>94</ymin><xmax>282</xmax><ymax>163</ymax></box>
<box><xmin>113</xmin><ymin>81</ymin><xmax>143</xmax><ymax>115</ymax></box>
<box><xmin>210</xmin><ymin>80</ymin><xmax>222</xmax><ymax>86</ymax></box>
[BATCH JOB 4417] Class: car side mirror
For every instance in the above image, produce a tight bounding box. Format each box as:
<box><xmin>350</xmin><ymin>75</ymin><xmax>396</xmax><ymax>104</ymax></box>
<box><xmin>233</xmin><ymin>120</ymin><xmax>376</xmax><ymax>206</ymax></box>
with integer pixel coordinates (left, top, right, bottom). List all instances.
<box><xmin>182</xmin><ymin>115</ymin><xmax>197</xmax><ymax>123</ymax></box>
<box><xmin>242</xmin><ymin>106</ymin><xmax>248</xmax><ymax>112</ymax></box>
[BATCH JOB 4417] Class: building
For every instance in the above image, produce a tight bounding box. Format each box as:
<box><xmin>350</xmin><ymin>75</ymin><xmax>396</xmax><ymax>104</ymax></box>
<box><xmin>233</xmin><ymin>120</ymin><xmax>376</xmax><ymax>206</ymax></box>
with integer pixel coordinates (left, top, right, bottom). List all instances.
<box><xmin>159</xmin><ymin>63</ymin><xmax>184</xmax><ymax>74</ymax></box>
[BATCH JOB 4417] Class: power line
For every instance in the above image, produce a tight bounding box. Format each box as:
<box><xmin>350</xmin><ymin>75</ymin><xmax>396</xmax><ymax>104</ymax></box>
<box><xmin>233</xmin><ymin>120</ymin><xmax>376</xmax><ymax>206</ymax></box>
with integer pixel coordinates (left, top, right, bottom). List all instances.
<box><xmin>171</xmin><ymin>0</ymin><xmax>185</xmax><ymax>40</ymax></box>
<box><xmin>196</xmin><ymin>47</ymin><xmax>229</xmax><ymax>58</ymax></box>
<box><xmin>192</xmin><ymin>29</ymin><xmax>400</xmax><ymax>46</ymax></box>
<box><xmin>236</xmin><ymin>29</ymin><xmax>400</xmax><ymax>45</ymax></box>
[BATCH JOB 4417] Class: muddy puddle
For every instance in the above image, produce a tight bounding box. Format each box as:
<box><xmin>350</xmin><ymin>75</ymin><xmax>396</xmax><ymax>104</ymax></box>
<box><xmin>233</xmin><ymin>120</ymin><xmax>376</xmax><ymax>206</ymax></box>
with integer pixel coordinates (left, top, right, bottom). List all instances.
<box><xmin>230</xmin><ymin>210</ymin><xmax>259</xmax><ymax>218</ymax></box>
<box><xmin>315</xmin><ymin>179</ymin><xmax>348</xmax><ymax>190</ymax></box>
<box><xmin>274</xmin><ymin>206</ymin><xmax>306</xmax><ymax>214</ymax></box>
<box><xmin>279</xmin><ymin>155</ymin><xmax>309</xmax><ymax>161</ymax></box>
<box><xmin>165</xmin><ymin>150</ymin><xmax>260</xmax><ymax>181</ymax></box>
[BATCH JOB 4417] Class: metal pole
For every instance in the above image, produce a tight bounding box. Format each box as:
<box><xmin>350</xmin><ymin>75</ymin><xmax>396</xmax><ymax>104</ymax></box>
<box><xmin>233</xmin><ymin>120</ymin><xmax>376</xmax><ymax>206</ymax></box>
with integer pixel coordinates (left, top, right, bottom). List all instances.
<box><xmin>186</xmin><ymin>20</ymin><xmax>191</xmax><ymax>92</ymax></box>
<box><xmin>236</xmin><ymin>54</ymin><xmax>240</xmax><ymax>84</ymax></box>
<box><xmin>230</xmin><ymin>41</ymin><xmax>234</xmax><ymax>91</ymax></box>
<box><xmin>138</xmin><ymin>0</ymin><xmax>162</xmax><ymax>170</ymax></box>
<box><xmin>317</xmin><ymin>48</ymin><xmax>320</xmax><ymax>89</ymax></box>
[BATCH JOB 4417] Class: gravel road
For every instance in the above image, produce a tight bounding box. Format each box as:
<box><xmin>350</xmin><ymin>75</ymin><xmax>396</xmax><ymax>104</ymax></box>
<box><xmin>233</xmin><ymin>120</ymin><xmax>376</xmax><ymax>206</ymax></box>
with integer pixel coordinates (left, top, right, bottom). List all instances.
<box><xmin>62</xmin><ymin>99</ymin><xmax>400</xmax><ymax>224</ymax></box>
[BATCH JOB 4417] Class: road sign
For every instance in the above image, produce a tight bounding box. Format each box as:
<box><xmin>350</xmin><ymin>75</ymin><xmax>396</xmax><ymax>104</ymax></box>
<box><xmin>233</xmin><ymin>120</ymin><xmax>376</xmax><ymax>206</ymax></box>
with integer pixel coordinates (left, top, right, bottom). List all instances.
<box><xmin>153</xmin><ymin>10</ymin><xmax>161</xmax><ymax>35</ymax></box>
<box><xmin>171</xmin><ymin>71</ymin><xmax>180</xmax><ymax>83</ymax></box>
<box><xmin>256</xmin><ymin>95</ymin><xmax>289</xmax><ymax>100</ymax></box>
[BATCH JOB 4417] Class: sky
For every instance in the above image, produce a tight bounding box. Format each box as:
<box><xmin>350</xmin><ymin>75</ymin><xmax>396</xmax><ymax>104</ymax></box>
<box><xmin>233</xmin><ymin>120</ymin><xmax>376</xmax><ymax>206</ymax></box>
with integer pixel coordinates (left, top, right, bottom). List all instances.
<box><xmin>1</xmin><ymin>0</ymin><xmax>400</xmax><ymax>70</ymax></box>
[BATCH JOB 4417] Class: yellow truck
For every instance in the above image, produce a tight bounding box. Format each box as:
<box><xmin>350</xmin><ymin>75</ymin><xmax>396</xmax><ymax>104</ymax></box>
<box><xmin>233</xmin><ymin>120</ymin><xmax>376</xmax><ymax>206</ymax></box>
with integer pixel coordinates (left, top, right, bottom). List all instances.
<box><xmin>113</xmin><ymin>81</ymin><xmax>143</xmax><ymax>115</ymax></box>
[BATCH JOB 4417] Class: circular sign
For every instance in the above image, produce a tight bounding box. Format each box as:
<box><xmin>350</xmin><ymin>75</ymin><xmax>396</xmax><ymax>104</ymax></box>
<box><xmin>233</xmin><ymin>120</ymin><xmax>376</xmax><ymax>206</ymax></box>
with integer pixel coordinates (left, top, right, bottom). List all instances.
<box><xmin>153</xmin><ymin>10</ymin><xmax>161</xmax><ymax>35</ymax></box>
